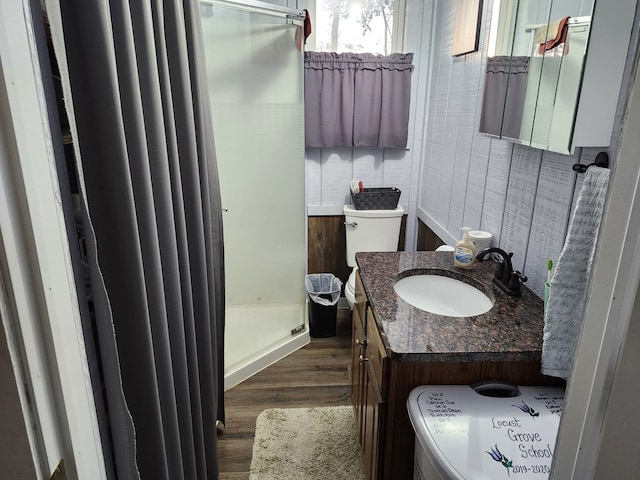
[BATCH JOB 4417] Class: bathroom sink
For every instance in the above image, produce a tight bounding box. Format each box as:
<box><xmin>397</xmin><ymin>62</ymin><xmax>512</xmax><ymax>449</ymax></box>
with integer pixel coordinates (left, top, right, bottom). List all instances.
<box><xmin>393</xmin><ymin>274</ymin><xmax>493</xmax><ymax>317</ymax></box>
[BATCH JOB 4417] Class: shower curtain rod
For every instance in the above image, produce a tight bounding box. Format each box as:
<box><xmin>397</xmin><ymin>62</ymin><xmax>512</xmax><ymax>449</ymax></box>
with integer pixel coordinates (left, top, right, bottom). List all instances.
<box><xmin>202</xmin><ymin>0</ymin><xmax>306</xmax><ymax>22</ymax></box>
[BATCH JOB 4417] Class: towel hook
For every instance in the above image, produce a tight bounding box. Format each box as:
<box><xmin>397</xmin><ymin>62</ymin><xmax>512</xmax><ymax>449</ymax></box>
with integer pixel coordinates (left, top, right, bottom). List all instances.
<box><xmin>572</xmin><ymin>152</ymin><xmax>609</xmax><ymax>173</ymax></box>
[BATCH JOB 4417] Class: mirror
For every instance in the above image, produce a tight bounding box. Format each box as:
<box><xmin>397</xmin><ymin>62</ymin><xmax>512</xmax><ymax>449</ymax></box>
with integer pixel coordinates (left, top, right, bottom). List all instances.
<box><xmin>479</xmin><ymin>0</ymin><xmax>595</xmax><ymax>154</ymax></box>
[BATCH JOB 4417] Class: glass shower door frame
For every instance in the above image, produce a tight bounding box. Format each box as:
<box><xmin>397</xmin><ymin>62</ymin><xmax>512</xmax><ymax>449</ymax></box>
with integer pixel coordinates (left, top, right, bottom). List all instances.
<box><xmin>201</xmin><ymin>0</ymin><xmax>309</xmax><ymax>389</ymax></box>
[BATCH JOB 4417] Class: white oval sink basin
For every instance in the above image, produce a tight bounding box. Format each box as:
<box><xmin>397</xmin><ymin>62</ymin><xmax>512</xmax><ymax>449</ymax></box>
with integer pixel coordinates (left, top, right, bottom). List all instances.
<box><xmin>394</xmin><ymin>274</ymin><xmax>493</xmax><ymax>317</ymax></box>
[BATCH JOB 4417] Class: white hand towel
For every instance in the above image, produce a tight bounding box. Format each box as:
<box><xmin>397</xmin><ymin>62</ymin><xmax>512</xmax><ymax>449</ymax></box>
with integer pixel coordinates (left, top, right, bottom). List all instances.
<box><xmin>541</xmin><ymin>166</ymin><xmax>610</xmax><ymax>380</ymax></box>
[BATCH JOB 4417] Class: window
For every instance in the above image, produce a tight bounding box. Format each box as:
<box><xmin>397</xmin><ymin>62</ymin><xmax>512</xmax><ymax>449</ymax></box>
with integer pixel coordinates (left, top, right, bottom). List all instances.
<box><xmin>305</xmin><ymin>0</ymin><xmax>406</xmax><ymax>54</ymax></box>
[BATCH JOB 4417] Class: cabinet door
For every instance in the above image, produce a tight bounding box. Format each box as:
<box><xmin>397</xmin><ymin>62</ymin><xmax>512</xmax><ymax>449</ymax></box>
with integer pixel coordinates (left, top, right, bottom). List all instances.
<box><xmin>363</xmin><ymin>306</ymin><xmax>386</xmax><ymax>480</ymax></box>
<box><xmin>351</xmin><ymin>307</ymin><xmax>366</xmax><ymax>443</ymax></box>
<box><xmin>366</xmin><ymin>307</ymin><xmax>385</xmax><ymax>388</ymax></box>
<box><xmin>362</xmin><ymin>361</ymin><xmax>383</xmax><ymax>480</ymax></box>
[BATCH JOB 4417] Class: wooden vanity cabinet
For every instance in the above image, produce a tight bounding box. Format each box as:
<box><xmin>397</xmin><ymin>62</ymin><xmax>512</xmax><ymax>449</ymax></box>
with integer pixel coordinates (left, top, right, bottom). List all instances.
<box><xmin>350</xmin><ymin>271</ymin><xmax>560</xmax><ymax>480</ymax></box>
<box><xmin>351</xmin><ymin>273</ymin><xmax>385</xmax><ymax>480</ymax></box>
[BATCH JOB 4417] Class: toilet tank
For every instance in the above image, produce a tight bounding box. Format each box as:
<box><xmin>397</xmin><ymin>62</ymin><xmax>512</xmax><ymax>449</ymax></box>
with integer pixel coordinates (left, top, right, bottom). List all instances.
<box><xmin>344</xmin><ymin>205</ymin><xmax>404</xmax><ymax>267</ymax></box>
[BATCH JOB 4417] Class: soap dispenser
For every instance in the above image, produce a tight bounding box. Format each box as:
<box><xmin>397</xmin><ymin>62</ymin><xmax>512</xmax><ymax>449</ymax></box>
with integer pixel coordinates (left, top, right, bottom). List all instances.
<box><xmin>454</xmin><ymin>227</ymin><xmax>476</xmax><ymax>269</ymax></box>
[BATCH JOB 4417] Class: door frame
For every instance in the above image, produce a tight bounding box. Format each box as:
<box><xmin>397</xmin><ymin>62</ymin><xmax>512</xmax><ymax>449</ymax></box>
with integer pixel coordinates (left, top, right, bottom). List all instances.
<box><xmin>552</xmin><ymin>32</ymin><xmax>640</xmax><ymax>478</ymax></box>
<box><xmin>0</xmin><ymin>0</ymin><xmax>105</xmax><ymax>477</ymax></box>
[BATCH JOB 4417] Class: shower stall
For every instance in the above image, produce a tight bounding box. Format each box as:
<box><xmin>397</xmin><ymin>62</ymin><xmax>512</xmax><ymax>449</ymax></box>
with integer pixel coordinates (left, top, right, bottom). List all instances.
<box><xmin>200</xmin><ymin>0</ymin><xmax>308</xmax><ymax>389</ymax></box>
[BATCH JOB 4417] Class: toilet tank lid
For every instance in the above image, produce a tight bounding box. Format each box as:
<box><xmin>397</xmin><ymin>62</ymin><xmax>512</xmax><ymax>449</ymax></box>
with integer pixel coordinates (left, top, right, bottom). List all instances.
<box><xmin>343</xmin><ymin>205</ymin><xmax>404</xmax><ymax>217</ymax></box>
<box><xmin>407</xmin><ymin>385</ymin><xmax>565</xmax><ymax>480</ymax></box>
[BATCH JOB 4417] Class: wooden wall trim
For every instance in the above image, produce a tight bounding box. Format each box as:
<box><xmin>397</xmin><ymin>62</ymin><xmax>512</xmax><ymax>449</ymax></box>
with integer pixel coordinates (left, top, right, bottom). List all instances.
<box><xmin>416</xmin><ymin>218</ymin><xmax>445</xmax><ymax>251</ymax></box>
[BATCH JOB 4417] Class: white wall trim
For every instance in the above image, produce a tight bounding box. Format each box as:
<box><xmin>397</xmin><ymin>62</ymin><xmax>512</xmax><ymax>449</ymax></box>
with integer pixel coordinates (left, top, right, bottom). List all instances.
<box><xmin>0</xmin><ymin>0</ymin><xmax>105</xmax><ymax>477</ymax></box>
<box><xmin>225</xmin><ymin>331</ymin><xmax>310</xmax><ymax>390</ymax></box>
<box><xmin>417</xmin><ymin>207</ymin><xmax>458</xmax><ymax>246</ymax></box>
<box><xmin>307</xmin><ymin>203</ymin><xmax>410</xmax><ymax>216</ymax></box>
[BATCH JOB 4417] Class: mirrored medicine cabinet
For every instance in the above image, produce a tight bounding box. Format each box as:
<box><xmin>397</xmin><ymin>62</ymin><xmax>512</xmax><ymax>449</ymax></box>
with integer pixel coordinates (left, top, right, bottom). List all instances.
<box><xmin>479</xmin><ymin>0</ymin><xmax>636</xmax><ymax>155</ymax></box>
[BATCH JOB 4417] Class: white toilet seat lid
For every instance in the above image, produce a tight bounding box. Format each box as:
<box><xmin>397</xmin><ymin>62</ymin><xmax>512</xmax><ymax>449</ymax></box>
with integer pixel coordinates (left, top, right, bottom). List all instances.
<box><xmin>408</xmin><ymin>385</ymin><xmax>564</xmax><ymax>480</ymax></box>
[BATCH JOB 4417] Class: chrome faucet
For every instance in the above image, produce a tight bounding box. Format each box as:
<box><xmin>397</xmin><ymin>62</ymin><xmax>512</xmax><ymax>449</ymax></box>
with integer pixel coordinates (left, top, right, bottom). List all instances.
<box><xmin>476</xmin><ymin>247</ymin><xmax>527</xmax><ymax>297</ymax></box>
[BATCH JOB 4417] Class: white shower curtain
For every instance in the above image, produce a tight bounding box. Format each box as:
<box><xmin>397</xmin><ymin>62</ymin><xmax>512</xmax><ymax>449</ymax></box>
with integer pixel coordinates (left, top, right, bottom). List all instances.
<box><xmin>46</xmin><ymin>0</ymin><xmax>224</xmax><ymax>478</ymax></box>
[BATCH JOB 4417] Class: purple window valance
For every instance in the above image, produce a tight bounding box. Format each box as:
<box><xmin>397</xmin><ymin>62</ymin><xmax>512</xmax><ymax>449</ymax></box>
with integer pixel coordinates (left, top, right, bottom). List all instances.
<box><xmin>304</xmin><ymin>52</ymin><xmax>414</xmax><ymax>148</ymax></box>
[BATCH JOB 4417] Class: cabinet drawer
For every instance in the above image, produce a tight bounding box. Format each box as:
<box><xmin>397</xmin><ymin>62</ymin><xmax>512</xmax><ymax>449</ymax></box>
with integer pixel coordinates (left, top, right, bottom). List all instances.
<box><xmin>366</xmin><ymin>306</ymin><xmax>386</xmax><ymax>389</ymax></box>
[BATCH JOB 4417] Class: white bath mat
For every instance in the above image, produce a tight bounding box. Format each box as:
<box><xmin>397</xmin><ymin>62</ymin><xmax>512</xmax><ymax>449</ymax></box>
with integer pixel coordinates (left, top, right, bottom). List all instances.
<box><xmin>249</xmin><ymin>406</ymin><xmax>365</xmax><ymax>480</ymax></box>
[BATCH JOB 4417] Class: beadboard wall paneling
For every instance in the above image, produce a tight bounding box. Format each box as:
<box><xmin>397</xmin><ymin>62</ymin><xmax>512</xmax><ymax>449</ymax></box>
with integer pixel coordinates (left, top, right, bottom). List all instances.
<box><xmin>462</xmin><ymin>135</ymin><xmax>492</xmax><ymax>228</ymax></box>
<box><xmin>480</xmin><ymin>141</ymin><xmax>513</xmax><ymax>241</ymax></box>
<box><xmin>499</xmin><ymin>146</ymin><xmax>543</xmax><ymax>272</ymax></box>
<box><xmin>305</xmin><ymin>145</ymin><xmax>413</xmax><ymax>216</ymax></box>
<box><xmin>524</xmin><ymin>152</ymin><xmax>580</xmax><ymax>293</ymax></box>
<box><xmin>461</xmin><ymin>13</ymin><xmax>493</xmax><ymax>230</ymax></box>
<box><xmin>416</xmin><ymin>0</ymin><xmax>636</xmax><ymax>298</ymax></box>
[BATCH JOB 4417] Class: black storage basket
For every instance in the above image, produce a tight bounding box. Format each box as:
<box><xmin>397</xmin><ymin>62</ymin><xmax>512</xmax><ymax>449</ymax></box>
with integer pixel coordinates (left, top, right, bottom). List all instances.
<box><xmin>351</xmin><ymin>187</ymin><xmax>401</xmax><ymax>210</ymax></box>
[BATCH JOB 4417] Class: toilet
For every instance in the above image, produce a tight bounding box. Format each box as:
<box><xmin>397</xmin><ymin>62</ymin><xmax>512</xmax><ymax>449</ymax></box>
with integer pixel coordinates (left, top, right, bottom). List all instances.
<box><xmin>407</xmin><ymin>383</ymin><xmax>565</xmax><ymax>480</ymax></box>
<box><xmin>344</xmin><ymin>204</ymin><xmax>404</xmax><ymax>309</ymax></box>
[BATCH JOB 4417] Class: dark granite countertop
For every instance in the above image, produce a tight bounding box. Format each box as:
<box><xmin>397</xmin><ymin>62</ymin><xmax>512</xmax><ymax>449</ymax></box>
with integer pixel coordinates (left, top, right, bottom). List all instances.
<box><xmin>356</xmin><ymin>251</ymin><xmax>545</xmax><ymax>363</ymax></box>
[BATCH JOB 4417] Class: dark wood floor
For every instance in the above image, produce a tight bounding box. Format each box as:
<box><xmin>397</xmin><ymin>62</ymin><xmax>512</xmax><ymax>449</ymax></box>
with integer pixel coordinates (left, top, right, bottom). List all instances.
<box><xmin>217</xmin><ymin>308</ymin><xmax>353</xmax><ymax>479</ymax></box>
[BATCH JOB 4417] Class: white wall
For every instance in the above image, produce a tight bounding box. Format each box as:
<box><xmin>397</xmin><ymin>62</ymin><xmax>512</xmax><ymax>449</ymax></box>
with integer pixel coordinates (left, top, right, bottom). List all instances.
<box><xmin>593</xmin><ymin>277</ymin><xmax>640</xmax><ymax>477</ymax></box>
<box><xmin>0</xmin><ymin>0</ymin><xmax>106</xmax><ymax>476</ymax></box>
